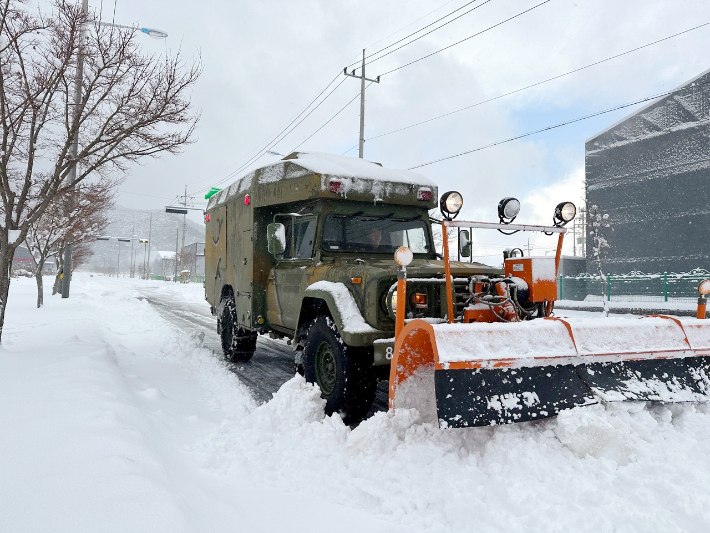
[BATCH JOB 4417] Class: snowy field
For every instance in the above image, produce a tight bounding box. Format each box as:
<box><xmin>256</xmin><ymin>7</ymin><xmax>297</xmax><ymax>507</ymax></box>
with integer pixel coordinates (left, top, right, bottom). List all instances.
<box><xmin>2</xmin><ymin>274</ymin><xmax>710</xmax><ymax>532</ymax></box>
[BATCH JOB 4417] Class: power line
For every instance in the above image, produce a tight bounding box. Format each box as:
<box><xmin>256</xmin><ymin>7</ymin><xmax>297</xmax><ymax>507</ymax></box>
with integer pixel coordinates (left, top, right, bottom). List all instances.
<box><xmin>365</xmin><ymin>0</ymin><xmax>493</xmax><ymax>67</ymax></box>
<box><xmin>407</xmin><ymin>79</ymin><xmax>710</xmax><ymax>170</ymax></box>
<box><xmin>347</xmin><ymin>0</ymin><xmax>488</xmax><ymax>68</ymax></box>
<box><xmin>341</xmin><ymin>21</ymin><xmax>710</xmax><ymax>153</ymax></box>
<box><xmin>188</xmin><ymin>71</ymin><xmax>344</xmax><ymax>195</ymax></box>
<box><xmin>121</xmin><ymin>191</ymin><xmax>173</xmax><ymax>201</ymax></box>
<box><xmin>378</xmin><ymin>0</ymin><xmax>551</xmax><ymax>77</ymax></box>
<box><xmin>291</xmin><ymin>82</ymin><xmax>375</xmax><ymax>152</ymax></box>
<box><xmin>362</xmin><ymin>0</ymin><xmax>461</xmax><ymax>51</ymax></box>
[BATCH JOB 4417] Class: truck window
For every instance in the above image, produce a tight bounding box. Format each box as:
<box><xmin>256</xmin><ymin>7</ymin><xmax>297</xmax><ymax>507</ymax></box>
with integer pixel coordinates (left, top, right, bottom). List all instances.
<box><xmin>321</xmin><ymin>215</ymin><xmax>431</xmax><ymax>254</ymax></box>
<box><xmin>282</xmin><ymin>218</ymin><xmax>317</xmax><ymax>259</ymax></box>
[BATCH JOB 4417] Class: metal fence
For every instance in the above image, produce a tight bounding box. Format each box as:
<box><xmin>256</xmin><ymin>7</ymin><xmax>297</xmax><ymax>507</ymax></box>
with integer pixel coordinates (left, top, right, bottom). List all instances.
<box><xmin>558</xmin><ymin>270</ymin><xmax>710</xmax><ymax>303</ymax></box>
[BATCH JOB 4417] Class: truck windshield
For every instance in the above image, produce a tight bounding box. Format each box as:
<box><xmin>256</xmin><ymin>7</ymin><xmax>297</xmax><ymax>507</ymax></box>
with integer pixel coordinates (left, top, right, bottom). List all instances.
<box><xmin>321</xmin><ymin>214</ymin><xmax>432</xmax><ymax>254</ymax></box>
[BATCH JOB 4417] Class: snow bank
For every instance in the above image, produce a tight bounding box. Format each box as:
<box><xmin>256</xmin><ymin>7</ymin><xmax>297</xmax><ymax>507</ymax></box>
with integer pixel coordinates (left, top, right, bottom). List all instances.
<box><xmin>4</xmin><ymin>275</ymin><xmax>710</xmax><ymax>532</ymax></box>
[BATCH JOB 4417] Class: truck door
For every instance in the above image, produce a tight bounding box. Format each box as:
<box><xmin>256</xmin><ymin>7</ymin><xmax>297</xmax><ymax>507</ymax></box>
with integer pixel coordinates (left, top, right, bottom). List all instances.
<box><xmin>206</xmin><ymin>205</ymin><xmax>228</xmax><ymax>306</ymax></box>
<box><xmin>270</xmin><ymin>215</ymin><xmax>317</xmax><ymax>331</ymax></box>
<box><xmin>228</xmin><ymin>199</ymin><xmax>254</xmax><ymax>328</ymax></box>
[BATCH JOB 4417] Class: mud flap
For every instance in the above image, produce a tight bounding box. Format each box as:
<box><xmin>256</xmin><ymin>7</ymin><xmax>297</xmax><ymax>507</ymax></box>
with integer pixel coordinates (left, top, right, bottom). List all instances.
<box><xmin>435</xmin><ymin>365</ymin><xmax>595</xmax><ymax>428</ymax></box>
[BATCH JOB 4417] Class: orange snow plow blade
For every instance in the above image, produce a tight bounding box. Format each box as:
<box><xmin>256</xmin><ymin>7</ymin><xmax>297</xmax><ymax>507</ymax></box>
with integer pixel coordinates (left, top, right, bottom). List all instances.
<box><xmin>389</xmin><ymin>316</ymin><xmax>710</xmax><ymax>428</ymax></box>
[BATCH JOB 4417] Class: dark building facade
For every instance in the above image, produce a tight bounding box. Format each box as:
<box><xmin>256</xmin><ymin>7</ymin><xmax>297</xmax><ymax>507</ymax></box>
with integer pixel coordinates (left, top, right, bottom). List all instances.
<box><xmin>585</xmin><ymin>68</ymin><xmax>710</xmax><ymax>274</ymax></box>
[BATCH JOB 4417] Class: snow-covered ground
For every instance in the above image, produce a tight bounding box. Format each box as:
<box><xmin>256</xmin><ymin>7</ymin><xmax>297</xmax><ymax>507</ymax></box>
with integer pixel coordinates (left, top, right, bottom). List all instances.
<box><xmin>2</xmin><ymin>274</ymin><xmax>710</xmax><ymax>532</ymax></box>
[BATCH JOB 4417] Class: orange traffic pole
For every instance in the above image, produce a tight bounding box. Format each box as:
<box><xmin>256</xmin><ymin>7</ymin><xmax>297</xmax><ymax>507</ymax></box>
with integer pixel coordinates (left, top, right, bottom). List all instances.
<box><xmin>395</xmin><ymin>269</ymin><xmax>407</xmax><ymax>339</ymax></box>
<box><xmin>442</xmin><ymin>220</ymin><xmax>455</xmax><ymax>324</ymax></box>
<box><xmin>698</xmin><ymin>297</ymin><xmax>707</xmax><ymax>320</ymax></box>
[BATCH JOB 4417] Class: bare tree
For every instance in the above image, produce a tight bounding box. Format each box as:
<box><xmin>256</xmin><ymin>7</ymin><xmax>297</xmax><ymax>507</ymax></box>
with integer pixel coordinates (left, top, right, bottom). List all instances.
<box><xmin>588</xmin><ymin>204</ymin><xmax>612</xmax><ymax>316</ymax></box>
<box><xmin>0</xmin><ymin>0</ymin><xmax>200</xmax><ymax>340</ymax></box>
<box><xmin>26</xmin><ymin>181</ymin><xmax>113</xmax><ymax>307</ymax></box>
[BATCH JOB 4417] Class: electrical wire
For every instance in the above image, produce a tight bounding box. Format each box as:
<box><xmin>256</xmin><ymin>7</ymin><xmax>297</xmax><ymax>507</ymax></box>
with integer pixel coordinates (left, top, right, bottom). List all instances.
<box><xmin>291</xmin><ymin>82</ymin><xmax>377</xmax><ymax>152</ymax></box>
<box><xmin>407</xmin><ymin>78</ymin><xmax>710</xmax><ymax>170</ymax></box>
<box><xmin>204</xmin><ymin>76</ymin><xmax>350</xmax><ymax>192</ymax></box>
<box><xmin>366</xmin><ymin>0</ymin><xmax>493</xmax><ymax>67</ymax></box>
<box><xmin>188</xmin><ymin>71</ymin><xmax>344</xmax><ymax>195</ymax></box>
<box><xmin>378</xmin><ymin>0</ymin><xmax>551</xmax><ymax>77</ymax></box>
<box><xmin>347</xmin><ymin>0</ymin><xmax>488</xmax><ymax>68</ymax></box>
<box><xmin>362</xmin><ymin>0</ymin><xmax>461</xmax><ymax>51</ymax></box>
<box><xmin>359</xmin><ymin>22</ymin><xmax>710</xmax><ymax>144</ymax></box>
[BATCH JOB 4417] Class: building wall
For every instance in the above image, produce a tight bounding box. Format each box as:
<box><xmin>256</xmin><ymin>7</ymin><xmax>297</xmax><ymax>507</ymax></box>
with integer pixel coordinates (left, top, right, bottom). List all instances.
<box><xmin>585</xmin><ymin>69</ymin><xmax>710</xmax><ymax>274</ymax></box>
<box><xmin>182</xmin><ymin>242</ymin><xmax>205</xmax><ymax>276</ymax></box>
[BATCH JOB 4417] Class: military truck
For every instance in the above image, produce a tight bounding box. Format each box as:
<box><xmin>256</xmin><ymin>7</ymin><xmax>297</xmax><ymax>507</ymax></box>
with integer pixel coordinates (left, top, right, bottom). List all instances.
<box><xmin>204</xmin><ymin>152</ymin><xmax>496</xmax><ymax>421</ymax></box>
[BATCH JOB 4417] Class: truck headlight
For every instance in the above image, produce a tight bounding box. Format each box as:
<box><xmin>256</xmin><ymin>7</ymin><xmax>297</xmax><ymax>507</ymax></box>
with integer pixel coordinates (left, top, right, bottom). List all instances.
<box><xmin>554</xmin><ymin>201</ymin><xmax>576</xmax><ymax>226</ymax></box>
<box><xmin>440</xmin><ymin>191</ymin><xmax>463</xmax><ymax>220</ymax></box>
<box><xmin>498</xmin><ymin>197</ymin><xmax>520</xmax><ymax>224</ymax></box>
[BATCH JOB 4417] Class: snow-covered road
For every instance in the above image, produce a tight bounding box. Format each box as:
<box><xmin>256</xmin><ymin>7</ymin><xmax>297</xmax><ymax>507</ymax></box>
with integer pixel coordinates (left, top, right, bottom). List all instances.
<box><xmin>2</xmin><ymin>274</ymin><xmax>710</xmax><ymax>532</ymax></box>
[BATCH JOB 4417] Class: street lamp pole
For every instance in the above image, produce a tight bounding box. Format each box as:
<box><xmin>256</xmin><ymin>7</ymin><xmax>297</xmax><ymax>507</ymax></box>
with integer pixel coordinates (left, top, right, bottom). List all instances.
<box><xmin>62</xmin><ymin>8</ymin><xmax>167</xmax><ymax>297</ymax></box>
<box><xmin>61</xmin><ymin>0</ymin><xmax>89</xmax><ymax>298</ymax></box>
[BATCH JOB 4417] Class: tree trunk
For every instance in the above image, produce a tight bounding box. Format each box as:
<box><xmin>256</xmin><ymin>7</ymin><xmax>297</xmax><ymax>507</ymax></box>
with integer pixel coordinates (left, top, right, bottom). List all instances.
<box><xmin>0</xmin><ymin>247</ymin><xmax>16</xmax><ymax>344</ymax></box>
<box><xmin>35</xmin><ymin>259</ymin><xmax>45</xmax><ymax>308</ymax></box>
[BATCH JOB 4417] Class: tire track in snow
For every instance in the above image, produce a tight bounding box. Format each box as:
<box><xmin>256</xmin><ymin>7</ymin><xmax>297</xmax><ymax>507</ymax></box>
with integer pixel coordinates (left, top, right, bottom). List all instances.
<box><xmin>137</xmin><ymin>287</ymin><xmax>389</xmax><ymax>416</ymax></box>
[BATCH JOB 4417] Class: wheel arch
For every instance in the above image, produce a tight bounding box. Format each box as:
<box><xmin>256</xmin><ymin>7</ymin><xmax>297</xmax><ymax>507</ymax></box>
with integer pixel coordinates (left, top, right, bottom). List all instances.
<box><xmin>299</xmin><ymin>284</ymin><xmax>384</xmax><ymax>347</ymax></box>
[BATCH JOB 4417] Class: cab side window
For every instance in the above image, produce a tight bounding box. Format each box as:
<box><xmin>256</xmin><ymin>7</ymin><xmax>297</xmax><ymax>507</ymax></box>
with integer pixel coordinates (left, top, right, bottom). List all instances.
<box><xmin>281</xmin><ymin>217</ymin><xmax>316</xmax><ymax>259</ymax></box>
<box><xmin>294</xmin><ymin>219</ymin><xmax>316</xmax><ymax>259</ymax></box>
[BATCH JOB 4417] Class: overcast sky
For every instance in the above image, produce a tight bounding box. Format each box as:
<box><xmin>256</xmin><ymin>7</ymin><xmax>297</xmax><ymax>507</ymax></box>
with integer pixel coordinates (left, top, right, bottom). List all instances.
<box><xmin>64</xmin><ymin>0</ymin><xmax>710</xmax><ymax>258</ymax></box>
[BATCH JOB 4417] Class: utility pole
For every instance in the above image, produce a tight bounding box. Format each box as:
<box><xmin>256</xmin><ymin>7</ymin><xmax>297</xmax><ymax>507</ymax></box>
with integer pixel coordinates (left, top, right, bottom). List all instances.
<box><xmin>174</xmin><ymin>226</ymin><xmax>179</xmax><ymax>283</ymax></box>
<box><xmin>182</xmin><ymin>185</ymin><xmax>187</xmax><ymax>256</ymax></box>
<box><xmin>344</xmin><ymin>50</ymin><xmax>380</xmax><ymax>158</ymax></box>
<box><xmin>130</xmin><ymin>225</ymin><xmax>135</xmax><ymax>277</ymax></box>
<box><xmin>62</xmin><ymin>0</ymin><xmax>89</xmax><ymax>298</ymax></box>
<box><xmin>146</xmin><ymin>213</ymin><xmax>152</xmax><ymax>279</ymax></box>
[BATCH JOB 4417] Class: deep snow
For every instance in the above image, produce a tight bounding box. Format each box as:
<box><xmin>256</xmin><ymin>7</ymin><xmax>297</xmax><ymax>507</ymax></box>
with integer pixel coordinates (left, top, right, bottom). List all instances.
<box><xmin>2</xmin><ymin>274</ymin><xmax>710</xmax><ymax>532</ymax></box>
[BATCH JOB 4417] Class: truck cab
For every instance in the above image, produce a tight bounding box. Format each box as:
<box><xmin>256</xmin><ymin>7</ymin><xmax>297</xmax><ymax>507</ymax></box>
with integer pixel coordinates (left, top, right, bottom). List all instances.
<box><xmin>204</xmin><ymin>152</ymin><xmax>496</xmax><ymax>421</ymax></box>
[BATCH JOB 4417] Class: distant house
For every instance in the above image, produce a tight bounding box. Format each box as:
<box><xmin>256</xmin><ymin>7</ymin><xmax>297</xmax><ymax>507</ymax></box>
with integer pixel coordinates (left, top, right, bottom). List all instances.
<box><xmin>182</xmin><ymin>242</ymin><xmax>205</xmax><ymax>276</ymax></box>
<box><xmin>12</xmin><ymin>246</ymin><xmax>35</xmax><ymax>270</ymax></box>
<box><xmin>152</xmin><ymin>251</ymin><xmax>176</xmax><ymax>278</ymax></box>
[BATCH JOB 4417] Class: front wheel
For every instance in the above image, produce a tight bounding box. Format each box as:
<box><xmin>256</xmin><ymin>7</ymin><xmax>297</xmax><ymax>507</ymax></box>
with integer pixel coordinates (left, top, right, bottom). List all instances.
<box><xmin>218</xmin><ymin>297</ymin><xmax>257</xmax><ymax>362</ymax></box>
<box><xmin>303</xmin><ymin>317</ymin><xmax>376</xmax><ymax>423</ymax></box>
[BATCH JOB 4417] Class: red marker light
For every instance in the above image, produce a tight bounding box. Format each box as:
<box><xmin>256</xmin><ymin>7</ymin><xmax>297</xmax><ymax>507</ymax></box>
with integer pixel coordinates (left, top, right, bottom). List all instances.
<box><xmin>417</xmin><ymin>188</ymin><xmax>432</xmax><ymax>201</ymax></box>
<box><xmin>205</xmin><ymin>213</ymin><xmax>210</xmax><ymax>222</ymax></box>
<box><xmin>244</xmin><ymin>194</ymin><xmax>250</xmax><ymax>206</ymax></box>
<box><xmin>329</xmin><ymin>180</ymin><xmax>342</xmax><ymax>194</ymax></box>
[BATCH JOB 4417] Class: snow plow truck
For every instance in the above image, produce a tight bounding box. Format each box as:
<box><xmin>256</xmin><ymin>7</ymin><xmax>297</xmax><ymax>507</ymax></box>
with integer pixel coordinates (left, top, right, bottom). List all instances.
<box><xmin>204</xmin><ymin>152</ymin><xmax>710</xmax><ymax>427</ymax></box>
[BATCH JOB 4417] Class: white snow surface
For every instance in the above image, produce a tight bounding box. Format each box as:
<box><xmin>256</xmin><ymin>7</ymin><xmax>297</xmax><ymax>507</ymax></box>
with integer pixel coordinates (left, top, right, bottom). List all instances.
<box><xmin>285</xmin><ymin>151</ymin><xmax>435</xmax><ymax>186</ymax></box>
<box><xmin>306</xmin><ymin>280</ymin><xmax>380</xmax><ymax>334</ymax></box>
<box><xmin>433</xmin><ymin>316</ymin><xmax>710</xmax><ymax>364</ymax></box>
<box><xmin>3</xmin><ymin>275</ymin><xmax>710</xmax><ymax>531</ymax></box>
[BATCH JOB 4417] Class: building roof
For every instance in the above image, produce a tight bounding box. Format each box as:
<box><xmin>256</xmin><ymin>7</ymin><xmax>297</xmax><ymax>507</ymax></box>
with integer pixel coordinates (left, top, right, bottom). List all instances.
<box><xmin>586</xmin><ymin>66</ymin><xmax>710</xmax><ymax>144</ymax></box>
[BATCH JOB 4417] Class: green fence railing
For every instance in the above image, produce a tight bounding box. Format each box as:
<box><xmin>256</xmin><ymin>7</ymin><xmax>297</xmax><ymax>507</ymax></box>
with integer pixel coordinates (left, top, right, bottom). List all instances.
<box><xmin>558</xmin><ymin>270</ymin><xmax>709</xmax><ymax>303</ymax></box>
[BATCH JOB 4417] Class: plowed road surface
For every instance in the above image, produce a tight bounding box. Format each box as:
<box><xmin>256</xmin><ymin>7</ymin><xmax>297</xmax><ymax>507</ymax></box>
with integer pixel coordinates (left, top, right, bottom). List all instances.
<box><xmin>138</xmin><ymin>284</ymin><xmax>389</xmax><ymax>416</ymax></box>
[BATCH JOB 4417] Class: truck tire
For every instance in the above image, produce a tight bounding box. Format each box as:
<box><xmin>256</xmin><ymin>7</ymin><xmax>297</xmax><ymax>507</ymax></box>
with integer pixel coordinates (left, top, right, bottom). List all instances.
<box><xmin>218</xmin><ymin>297</ymin><xmax>257</xmax><ymax>362</ymax></box>
<box><xmin>303</xmin><ymin>316</ymin><xmax>376</xmax><ymax>423</ymax></box>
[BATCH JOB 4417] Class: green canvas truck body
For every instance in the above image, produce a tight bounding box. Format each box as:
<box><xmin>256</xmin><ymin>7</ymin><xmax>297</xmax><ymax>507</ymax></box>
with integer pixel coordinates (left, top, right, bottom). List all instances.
<box><xmin>204</xmin><ymin>152</ymin><xmax>497</xmax><ymax>420</ymax></box>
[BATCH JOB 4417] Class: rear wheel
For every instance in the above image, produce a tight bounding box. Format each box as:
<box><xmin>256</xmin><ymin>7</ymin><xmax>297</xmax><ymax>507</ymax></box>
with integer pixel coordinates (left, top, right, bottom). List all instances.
<box><xmin>218</xmin><ymin>297</ymin><xmax>257</xmax><ymax>362</ymax></box>
<box><xmin>304</xmin><ymin>317</ymin><xmax>376</xmax><ymax>423</ymax></box>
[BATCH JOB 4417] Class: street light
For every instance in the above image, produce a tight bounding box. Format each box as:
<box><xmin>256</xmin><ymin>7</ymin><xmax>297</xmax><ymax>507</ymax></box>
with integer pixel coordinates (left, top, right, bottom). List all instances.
<box><xmin>62</xmin><ymin>6</ymin><xmax>168</xmax><ymax>299</ymax></box>
<box><xmin>98</xmin><ymin>21</ymin><xmax>168</xmax><ymax>39</ymax></box>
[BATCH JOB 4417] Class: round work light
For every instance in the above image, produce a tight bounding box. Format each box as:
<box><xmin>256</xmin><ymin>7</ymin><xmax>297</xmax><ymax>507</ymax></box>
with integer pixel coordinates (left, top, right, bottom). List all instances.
<box><xmin>440</xmin><ymin>191</ymin><xmax>463</xmax><ymax>220</ymax></box>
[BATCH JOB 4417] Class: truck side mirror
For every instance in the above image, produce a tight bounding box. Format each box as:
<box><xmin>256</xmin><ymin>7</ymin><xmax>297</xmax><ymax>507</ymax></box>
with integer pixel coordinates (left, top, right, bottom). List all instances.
<box><xmin>459</xmin><ymin>229</ymin><xmax>471</xmax><ymax>258</ymax></box>
<box><xmin>267</xmin><ymin>223</ymin><xmax>286</xmax><ymax>256</ymax></box>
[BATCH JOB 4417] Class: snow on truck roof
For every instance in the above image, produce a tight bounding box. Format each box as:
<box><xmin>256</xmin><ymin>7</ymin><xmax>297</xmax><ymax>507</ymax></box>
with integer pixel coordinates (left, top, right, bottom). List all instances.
<box><xmin>207</xmin><ymin>152</ymin><xmax>437</xmax><ymax>210</ymax></box>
